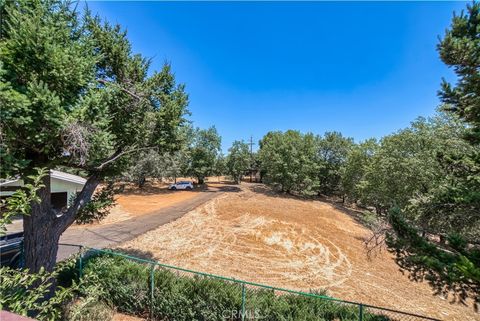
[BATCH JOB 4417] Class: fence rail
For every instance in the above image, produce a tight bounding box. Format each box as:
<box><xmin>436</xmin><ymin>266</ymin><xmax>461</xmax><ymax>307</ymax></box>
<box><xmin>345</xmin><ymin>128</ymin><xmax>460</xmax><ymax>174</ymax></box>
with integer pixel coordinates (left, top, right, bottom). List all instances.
<box><xmin>58</xmin><ymin>243</ymin><xmax>441</xmax><ymax>321</ymax></box>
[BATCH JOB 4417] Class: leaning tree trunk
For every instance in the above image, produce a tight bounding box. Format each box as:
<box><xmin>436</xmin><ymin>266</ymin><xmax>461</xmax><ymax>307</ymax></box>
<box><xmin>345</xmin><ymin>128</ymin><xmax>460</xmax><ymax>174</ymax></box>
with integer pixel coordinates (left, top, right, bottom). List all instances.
<box><xmin>23</xmin><ymin>172</ymin><xmax>100</xmax><ymax>273</ymax></box>
<box><xmin>23</xmin><ymin>174</ymin><xmax>59</xmax><ymax>272</ymax></box>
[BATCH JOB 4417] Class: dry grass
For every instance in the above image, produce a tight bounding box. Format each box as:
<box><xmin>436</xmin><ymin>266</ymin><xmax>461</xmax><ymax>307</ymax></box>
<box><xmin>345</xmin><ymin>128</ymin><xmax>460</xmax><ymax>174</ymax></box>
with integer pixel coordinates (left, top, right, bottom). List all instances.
<box><xmin>118</xmin><ymin>184</ymin><xmax>478</xmax><ymax>321</ymax></box>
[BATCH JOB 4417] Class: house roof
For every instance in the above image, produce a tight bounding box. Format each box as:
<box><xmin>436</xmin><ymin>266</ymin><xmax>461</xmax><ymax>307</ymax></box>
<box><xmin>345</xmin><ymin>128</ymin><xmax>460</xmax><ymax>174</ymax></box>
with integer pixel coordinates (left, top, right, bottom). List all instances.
<box><xmin>50</xmin><ymin>170</ymin><xmax>86</xmax><ymax>185</ymax></box>
<box><xmin>0</xmin><ymin>170</ymin><xmax>86</xmax><ymax>187</ymax></box>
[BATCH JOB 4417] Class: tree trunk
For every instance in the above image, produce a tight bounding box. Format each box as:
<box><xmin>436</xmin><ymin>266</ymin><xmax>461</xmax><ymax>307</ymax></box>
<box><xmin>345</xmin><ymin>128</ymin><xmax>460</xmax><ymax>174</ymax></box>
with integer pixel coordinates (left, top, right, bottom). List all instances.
<box><xmin>198</xmin><ymin>176</ymin><xmax>205</xmax><ymax>184</ymax></box>
<box><xmin>138</xmin><ymin>176</ymin><xmax>146</xmax><ymax>188</ymax></box>
<box><xmin>23</xmin><ymin>174</ymin><xmax>59</xmax><ymax>273</ymax></box>
<box><xmin>23</xmin><ymin>172</ymin><xmax>100</xmax><ymax>273</ymax></box>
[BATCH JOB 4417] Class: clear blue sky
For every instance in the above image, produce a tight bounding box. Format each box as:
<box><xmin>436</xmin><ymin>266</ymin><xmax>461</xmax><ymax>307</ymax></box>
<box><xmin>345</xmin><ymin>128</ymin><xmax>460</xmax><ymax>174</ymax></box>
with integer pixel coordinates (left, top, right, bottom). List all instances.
<box><xmin>86</xmin><ymin>1</ymin><xmax>467</xmax><ymax>152</ymax></box>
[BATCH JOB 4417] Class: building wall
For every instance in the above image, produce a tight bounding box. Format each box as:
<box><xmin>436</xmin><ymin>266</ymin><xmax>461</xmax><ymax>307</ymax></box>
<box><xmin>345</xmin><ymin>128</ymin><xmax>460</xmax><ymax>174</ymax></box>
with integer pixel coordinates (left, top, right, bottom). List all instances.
<box><xmin>0</xmin><ymin>178</ymin><xmax>84</xmax><ymax>202</ymax></box>
<box><xmin>50</xmin><ymin>177</ymin><xmax>84</xmax><ymax>203</ymax></box>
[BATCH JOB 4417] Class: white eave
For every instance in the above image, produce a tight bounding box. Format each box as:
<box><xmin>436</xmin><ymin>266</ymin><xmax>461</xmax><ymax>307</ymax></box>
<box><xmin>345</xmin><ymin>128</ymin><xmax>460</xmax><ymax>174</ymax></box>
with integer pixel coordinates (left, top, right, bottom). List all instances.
<box><xmin>50</xmin><ymin>170</ymin><xmax>86</xmax><ymax>185</ymax></box>
<box><xmin>0</xmin><ymin>170</ymin><xmax>86</xmax><ymax>187</ymax></box>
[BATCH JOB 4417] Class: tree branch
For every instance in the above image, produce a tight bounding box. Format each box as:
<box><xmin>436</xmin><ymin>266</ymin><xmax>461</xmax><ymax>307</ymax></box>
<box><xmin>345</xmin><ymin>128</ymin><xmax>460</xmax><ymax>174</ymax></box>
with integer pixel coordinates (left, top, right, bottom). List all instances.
<box><xmin>95</xmin><ymin>146</ymin><xmax>157</xmax><ymax>171</ymax></box>
<box><xmin>56</xmin><ymin>173</ymin><xmax>101</xmax><ymax>234</ymax></box>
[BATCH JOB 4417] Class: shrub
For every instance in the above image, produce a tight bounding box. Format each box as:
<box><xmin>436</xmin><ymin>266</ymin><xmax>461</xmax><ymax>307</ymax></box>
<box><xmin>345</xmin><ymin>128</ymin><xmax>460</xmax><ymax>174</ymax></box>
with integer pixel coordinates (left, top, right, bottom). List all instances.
<box><xmin>82</xmin><ymin>255</ymin><xmax>150</xmax><ymax>316</ymax></box>
<box><xmin>65</xmin><ymin>299</ymin><xmax>114</xmax><ymax>321</ymax></box>
<box><xmin>81</xmin><ymin>253</ymin><xmax>392</xmax><ymax>321</ymax></box>
<box><xmin>0</xmin><ymin>261</ymin><xmax>78</xmax><ymax>321</ymax></box>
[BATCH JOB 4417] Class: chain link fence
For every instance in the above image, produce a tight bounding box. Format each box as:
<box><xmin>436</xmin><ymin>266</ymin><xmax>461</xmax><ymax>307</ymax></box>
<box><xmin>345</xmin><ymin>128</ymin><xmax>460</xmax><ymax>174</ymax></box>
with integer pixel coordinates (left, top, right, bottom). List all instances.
<box><xmin>58</xmin><ymin>243</ymin><xmax>441</xmax><ymax>321</ymax></box>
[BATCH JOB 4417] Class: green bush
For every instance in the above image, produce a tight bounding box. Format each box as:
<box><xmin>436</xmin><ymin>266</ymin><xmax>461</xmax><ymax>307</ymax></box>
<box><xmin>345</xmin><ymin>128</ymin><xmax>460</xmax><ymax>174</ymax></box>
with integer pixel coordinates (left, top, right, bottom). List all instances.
<box><xmin>0</xmin><ymin>259</ymin><xmax>110</xmax><ymax>321</ymax></box>
<box><xmin>82</xmin><ymin>255</ymin><xmax>150</xmax><ymax>316</ymax></box>
<box><xmin>65</xmin><ymin>299</ymin><xmax>114</xmax><ymax>321</ymax></box>
<box><xmin>81</xmin><ymin>254</ymin><xmax>392</xmax><ymax>321</ymax></box>
<box><xmin>0</xmin><ymin>261</ymin><xmax>78</xmax><ymax>321</ymax></box>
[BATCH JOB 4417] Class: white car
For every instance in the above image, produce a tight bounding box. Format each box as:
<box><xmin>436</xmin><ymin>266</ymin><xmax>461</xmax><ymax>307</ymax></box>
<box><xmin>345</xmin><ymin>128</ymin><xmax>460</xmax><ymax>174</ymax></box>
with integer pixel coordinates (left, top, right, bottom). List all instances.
<box><xmin>168</xmin><ymin>181</ymin><xmax>194</xmax><ymax>190</ymax></box>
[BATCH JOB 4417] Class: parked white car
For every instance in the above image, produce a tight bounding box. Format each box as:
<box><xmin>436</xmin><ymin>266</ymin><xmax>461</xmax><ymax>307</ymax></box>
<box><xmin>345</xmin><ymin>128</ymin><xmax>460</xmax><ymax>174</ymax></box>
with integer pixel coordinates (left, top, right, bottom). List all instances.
<box><xmin>168</xmin><ymin>181</ymin><xmax>194</xmax><ymax>190</ymax></box>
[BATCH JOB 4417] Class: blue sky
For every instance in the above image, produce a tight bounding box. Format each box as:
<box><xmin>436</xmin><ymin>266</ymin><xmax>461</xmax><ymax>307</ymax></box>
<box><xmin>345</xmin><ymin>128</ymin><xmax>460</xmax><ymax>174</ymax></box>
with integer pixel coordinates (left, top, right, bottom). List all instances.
<box><xmin>86</xmin><ymin>1</ymin><xmax>467</xmax><ymax>152</ymax></box>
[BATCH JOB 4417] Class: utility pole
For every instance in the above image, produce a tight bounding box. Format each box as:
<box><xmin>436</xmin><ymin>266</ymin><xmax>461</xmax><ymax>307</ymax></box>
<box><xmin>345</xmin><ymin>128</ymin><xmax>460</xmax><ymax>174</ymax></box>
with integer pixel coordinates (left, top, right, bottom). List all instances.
<box><xmin>248</xmin><ymin>136</ymin><xmax>255</xmax><ymax>182</ymax></box>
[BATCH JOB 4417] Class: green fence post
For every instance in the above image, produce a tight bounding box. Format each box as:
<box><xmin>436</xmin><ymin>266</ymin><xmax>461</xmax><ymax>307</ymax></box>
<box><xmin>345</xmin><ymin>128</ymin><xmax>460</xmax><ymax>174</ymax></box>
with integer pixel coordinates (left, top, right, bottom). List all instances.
<box><xmin>150</xmin><ymin>264</ymin><xmax>155</xmax><ymax>320</ymax></box>
<box><xmin>78</xmin><ymin>245</ymin><xmax>84</xmax><ymax>279</ymax></box>
<box><xmin>241</xmin><ymin>283</ymin><xmax>246</xmax><ymax>321</ymax></box>
<box><xmin>359</xmin><ymin>303</ymin><xmax>363</xmax><ymax>321</ymax></box>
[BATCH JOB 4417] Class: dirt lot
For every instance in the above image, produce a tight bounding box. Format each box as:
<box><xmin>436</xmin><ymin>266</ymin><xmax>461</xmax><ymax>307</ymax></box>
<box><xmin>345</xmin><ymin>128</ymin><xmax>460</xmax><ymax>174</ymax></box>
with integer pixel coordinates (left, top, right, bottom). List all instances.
<box><xmin>79</xmin><ymin>181</ymin><xmax>201</xmax><ymax>226</ymax></box>
<box><xmin>119</xmin><ymin>183</ymin><xmax>478</xmax><ymax>321</ymax></box>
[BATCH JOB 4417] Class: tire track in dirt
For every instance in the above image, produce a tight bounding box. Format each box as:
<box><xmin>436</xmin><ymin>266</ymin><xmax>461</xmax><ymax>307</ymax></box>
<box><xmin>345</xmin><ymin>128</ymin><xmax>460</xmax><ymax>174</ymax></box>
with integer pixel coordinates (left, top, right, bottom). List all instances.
<box><xmin>119</xmin><ymin>185</ymin><xmax>478</xmax><ymax>321</ymax></box>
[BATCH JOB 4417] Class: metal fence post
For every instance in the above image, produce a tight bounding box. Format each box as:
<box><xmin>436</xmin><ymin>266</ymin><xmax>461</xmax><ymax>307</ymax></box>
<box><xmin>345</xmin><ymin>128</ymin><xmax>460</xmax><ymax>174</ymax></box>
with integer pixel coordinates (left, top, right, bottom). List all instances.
<box><xmin>78</xmin><ymin>245</ymin><xmax>84</xmax><ymax>278</ymax></box>
<box><xmin>359</xmin><ymin>303</ymin><xmax>363</xmax><ymax>321</ymax></box>
<box><xmin>150</xmin><ymin>264</ymin><xmax>155</xmax><ymax>320</ymax></box>
<box><xmin>241</xmin><ymin>283</ymin><xmax>246</xmax><ymax>321</ymax></box>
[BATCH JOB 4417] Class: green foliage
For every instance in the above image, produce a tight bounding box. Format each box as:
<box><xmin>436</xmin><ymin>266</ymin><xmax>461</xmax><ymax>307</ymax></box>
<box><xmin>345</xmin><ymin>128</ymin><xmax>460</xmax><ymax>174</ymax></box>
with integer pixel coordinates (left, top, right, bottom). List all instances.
<box><xmin>340</xmin><ymin>139</ymin><xmax>377</xmax><ymax>203</ymax></box>
<box><xmin>82</xmin><ymin>254</ymin><xmax>390</xmax><ymax>321</ymax></box>
<box><xmin>380</xmin><ymin>3</ymin><xmax>480</xmax><ymax>306</ymax></box>
<box><xmin>316</xmin><ymin>132</ymin><xmax>354</xmax><ymax>195</ymax></box>
<box><xmin>0</xmin><ymin>167</ymin><xmax>47</xmax><ymax>235</ymax></box>
<box><xmin>0</xmin><ymin>260</ymin><xmax>78</xmax><ymax>321</ymax></box>
<box><xmin>258</xmin><ymin>130</ymin><xmax>356</xmax><ymax>197</ymax></box>
<box><xmin>0</xmin><ymin>0</ymin><xmax>189</xmax><ymax>192</ymax></box>
<box><xmin>438</xmin><ymin>2</ymin><xmax>480</xmax><ymax>144</ymax></box>
<box><xmin>356</xmin><ymin>115</ymin><xmax>470</xmax><ymax>217</ymax></box>
<box><xmin>0</xmin><ymin>256</ymin><xmax>116</xmax><ymax>321</ymax></box>
<box><xmin>75</xmin><ymin>181</ymin><xmax>116</xmax><ymax>224</ymax></box>
<box><xmin>258</xmin><ymin>130</ymin><xmax>319</xmax><ymax>195</ymax></box>
<box><xmin>123</xmin><ymin>149</ymin><xmax>164</xmax><ymax>187</ymax></box>
<box><xmin>386</xmin><ymin>208</ymin><xmax>480</xmax><ymax>307</ymax></box>
<box><xmin>187</xmin><ymin>127</ymin><xmax>222</xmax><ymax>184</ymax></box>
<box><xmin>212</xmin><ymin>154</ymin><xmax>227</xmax><ymax>177</ymax></box>
<box><xmin>0</xmin><ymin>0</ymin><xmax>190</xmax><ymax>269</ymax></box>
<box><xmin>226</xmin><ymin>140</ymin><xmax>250</xmax><ymax>183</ymax></box>
<box><xmin>429</xmin><ymin>1</ymin><xmax>480</xmax><ymax>238</ymax></box>
<box><xmin>62</xmin><ymin>267</ymin><xmax>115</xmax><ymax>321</ymax></box>
<box><xmin>64</xmin><ymin>300</ymin><xmax>114</xmax><ymax>321</ymax></box>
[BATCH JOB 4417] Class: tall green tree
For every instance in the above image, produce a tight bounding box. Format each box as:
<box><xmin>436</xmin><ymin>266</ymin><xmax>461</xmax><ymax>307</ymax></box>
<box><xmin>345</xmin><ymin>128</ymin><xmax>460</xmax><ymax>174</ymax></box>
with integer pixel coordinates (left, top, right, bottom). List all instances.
<box><xmin>339</xmin><ymin>138</ymin><xmax>377</xmax><ymax>203</ymax></box>
<box><xmin>316</xmin><ymin>131</ymin><xmax>354</xmax><ymax>196</ymax></box>
<box><xmin>0</xmin><ymin>0</ymin><xmax>188</xmax><ymax>271</ymax></box>
<box><xmin>386</xmin><ymin>2</ymin><xmax>480</xmax><ymax>306</ymax></box>
<box><xmin>226</xmin><ymin>140</ymin><xmax>250</xmax><ymax>184</ymax></box>
<box><xmin>258</xmin><ymin>130</ymin><xmax>319</xmax><ymax>195</ymax></box>
<box><xmin>123</xmin><ymin>150</ymin><xmax>163</xmax><ymax>188</ymax></box>
<box><xmin>212</xmin><ymin>154</ymin><xmax>227</xmax><ymax>179</ymax></box>
<box><xmin>357</xmin><ymin>116</ymin><xmax>468</xmax><ymax>216</ymax></box>
<box><xmin>187</xmin><ymin>127</ymin><xmax>221</xmax><ymax>184</ymax></box>
<box><xmin>161</xmin><ymin>149</ymin><xmax>190</xmax><ymax>183</ymax></box>
<box><xmin>433</xmin><ymin>1</ymin><xmax>480</xmax><ymax>238</ymax></box>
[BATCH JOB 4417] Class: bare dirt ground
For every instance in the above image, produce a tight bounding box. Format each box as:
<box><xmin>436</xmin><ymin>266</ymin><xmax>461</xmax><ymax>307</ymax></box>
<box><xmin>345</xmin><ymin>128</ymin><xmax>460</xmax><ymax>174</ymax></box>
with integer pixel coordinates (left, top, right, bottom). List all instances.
<box><xmin>76</xmin><ymin>181</ymin><xmax>201</xmax><ymax>226</ymax></box>
<box><xmin>119</xmin><ymin>183</ymin><xmax>478</xmax><ymax>321</ymax></box>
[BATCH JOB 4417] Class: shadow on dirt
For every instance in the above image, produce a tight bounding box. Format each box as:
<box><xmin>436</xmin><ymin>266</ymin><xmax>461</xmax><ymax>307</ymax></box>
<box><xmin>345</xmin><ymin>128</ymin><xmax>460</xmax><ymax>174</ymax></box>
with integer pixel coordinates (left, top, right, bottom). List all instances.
<box><xmin>118</xmin><ymin>181</ymin><xmax>241</xmax><ymax>195</ymax></box>
<box><xmin>203</xmin><ymin>184</ymin><xmax>242</xmax><ymax>193</ymax></box>
<box><xmin>120</xmin><ymin>183</ymin><xmax>178</xmax><ymax>196</ymax></box>
<box><xmin>247</xmin><ymin>184</ymin><xmax>317</xmax><ymax>202</ymax></box>
<box><xmin>247</xmin><ymin>183</ymin><xmax>377</xmax><ymax>231</ymax></box>
<box><xmin>109</xmin><ymin>247</ymin><xmax>157</xmax><ymax>262</ymax></box>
